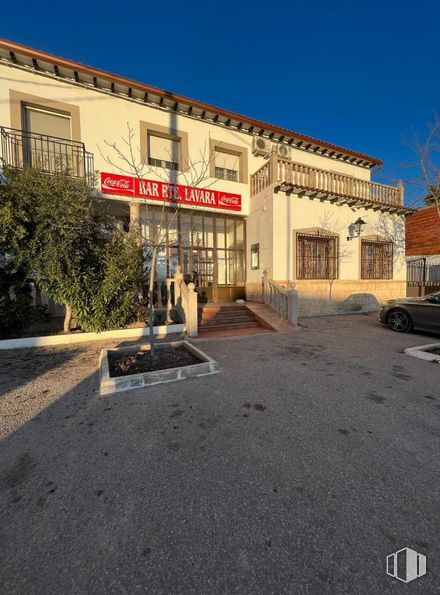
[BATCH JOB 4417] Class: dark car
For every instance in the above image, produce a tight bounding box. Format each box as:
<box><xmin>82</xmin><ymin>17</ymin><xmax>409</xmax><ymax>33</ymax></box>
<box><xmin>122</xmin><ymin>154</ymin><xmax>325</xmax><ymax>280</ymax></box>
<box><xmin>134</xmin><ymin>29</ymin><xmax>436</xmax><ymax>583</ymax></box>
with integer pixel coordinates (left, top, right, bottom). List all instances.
<box><xmin>379</xmin><ymin>291</ymin><xmax>440</xmax><ymax>333</ymax></box>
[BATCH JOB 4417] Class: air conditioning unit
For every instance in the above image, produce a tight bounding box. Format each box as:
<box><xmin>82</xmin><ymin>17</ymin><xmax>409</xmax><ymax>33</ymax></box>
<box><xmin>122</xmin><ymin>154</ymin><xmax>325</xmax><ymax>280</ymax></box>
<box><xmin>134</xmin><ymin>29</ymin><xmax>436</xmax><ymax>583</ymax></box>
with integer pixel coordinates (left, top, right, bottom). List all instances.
<box><xmin>275</xmin><ymin>143</ymin><xmax>291</xmax><ymax>160</ymax></box>
<box><xmin>252</xmin><ymin>136</ymin><xmax>271</xmax><ymax>156</ymax></box>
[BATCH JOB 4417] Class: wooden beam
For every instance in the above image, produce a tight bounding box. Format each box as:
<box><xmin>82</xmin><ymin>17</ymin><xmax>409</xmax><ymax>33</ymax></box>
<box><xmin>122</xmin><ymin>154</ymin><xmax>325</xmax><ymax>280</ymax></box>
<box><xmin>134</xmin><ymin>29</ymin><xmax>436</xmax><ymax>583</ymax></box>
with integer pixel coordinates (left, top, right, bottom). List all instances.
<box><xmin>54</xmin><ymin>64</ymin><xmax>60</xmax><ymax>76</ymax></box>
<box><xmin>9</xmin><ymin>51</ymin><xmax>17</xmax><ymax>63</ymax></box>
<box><xmin>278</xmin><ymin>135</ymin><xmax>285</xmax><ymax>142</ymax></box>
<box><xmin>144</xmin><ymin>92</ymin><xmax>149</xmax><ymax>102</ymax></box>
<box><xmin>237</xmin><ymin>122</ymin><xmax>243</xmax><ymax>130</ymax></box>
<box><xmin>32</xmin><ymin>58</ymin><xmax>39</xmax><ymax>70</ymax></box>
<box><xmin>200</xmin><ymin>110</ymin><xmax>206</xmax><ymax>119</ymax></box>
<box><xmin>269</xmin><ymin>132</ymin><xmax>275</xmax><ymax>140</ymax></box>
<box><xmin>213</xmin><ymin>114</ymin><xmax>219</xmax><ymax>122</ymax></box>
<box><xmin>93</xmin><ymin>76</ymin><xmax>98</xmax><ymax>87</ymax></box>
<box><xmin>159</xmin><ymin>97</ymin><xmax>164</xmax><ymax>106</ymax></box>
<box><xmin>173</xmin><ymin>101</ymin><xmax>178</xmax><ymax>110</ymax></box>
<box><xmin>225</xmin><ymin>118</ymin><xmax>231</xmax><ymax>126</ymax></box>
<box><xmin>187</xmin><ymin>105</ymin><xmax>193</xmax><ymax>115</ymax></box>
<box><xmin>74</xmin><ymin>71</ymin><xmax>80</xmax><ymax>82</ymax></box>
<box><xmin>258</xmin><ymin>128</ymin><xmax>265</xmax><ymax>135</ymax></box>
<box><xmin>248</xmin><ymin>125</ymin><xmax>254</xmax><ymax>133</ymax></box>
<box><xmin>128</xmin><ymin>87</ymin><xmax>133</xmax><ymax>98</ymax></box>
<box><xmin>111</xmin><ymin>82</ymin><xmax>115</xmax><ymax>93</ymax></box>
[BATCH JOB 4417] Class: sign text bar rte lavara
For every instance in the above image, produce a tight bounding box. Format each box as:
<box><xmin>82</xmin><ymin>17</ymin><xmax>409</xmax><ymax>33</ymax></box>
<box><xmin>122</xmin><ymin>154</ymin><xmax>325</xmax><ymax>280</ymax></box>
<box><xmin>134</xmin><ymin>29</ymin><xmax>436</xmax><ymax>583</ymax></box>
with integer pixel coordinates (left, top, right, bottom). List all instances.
<box><xmin>100</xmin><ymin>173</ymin><xmax>242</xmax><ymax>212</ymax></box>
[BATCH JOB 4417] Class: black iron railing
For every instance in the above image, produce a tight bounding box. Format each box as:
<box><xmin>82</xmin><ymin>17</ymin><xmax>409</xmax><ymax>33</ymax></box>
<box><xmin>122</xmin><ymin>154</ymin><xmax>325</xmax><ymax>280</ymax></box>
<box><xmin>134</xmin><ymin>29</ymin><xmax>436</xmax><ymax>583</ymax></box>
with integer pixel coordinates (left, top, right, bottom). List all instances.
<box><xmin>0</xmin><ymin>127</ymin><xmax>94</xmax><ymax>187</ymax></box>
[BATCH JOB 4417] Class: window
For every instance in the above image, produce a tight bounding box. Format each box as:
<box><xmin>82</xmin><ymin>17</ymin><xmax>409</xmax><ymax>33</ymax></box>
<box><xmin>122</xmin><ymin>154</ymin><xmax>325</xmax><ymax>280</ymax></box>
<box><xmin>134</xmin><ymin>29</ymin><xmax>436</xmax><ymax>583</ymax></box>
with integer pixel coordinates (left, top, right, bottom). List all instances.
<box><xmin>297</xmin><ymin>233</ymin><xmax>338</xmax><ymax>279</ymax></box>
<box><xmin>361</xmin><ymin>240</ymin><xmax>393</xmax><ymax>279</ymax></box>
<box><xmin>251</xmin><ymin>243</ymin><xmax>260</xmax><ymax>270</ymax></box>
<box><xmin>214</xmin><ymin>150</ymin><xmax>239</xmax><ymax>182</ymax></box>
<box><xmin>24</xmin><ymin>105</ymin><xmax>71</xmax><ymax>139</ymax></box>
<box><xmin>209</xmin><ymin>139</ymin><xmax>248</xmax><ymax>183</ymax></box>
<box><xmin>148</xmin><ymin>134</ymin><xmax>180</xmax><ymax>171</ymax></box>
<box><xmin>23</xmin><ymin>105</ymin><xmax>73</xmax><ymax>173</ymax></box>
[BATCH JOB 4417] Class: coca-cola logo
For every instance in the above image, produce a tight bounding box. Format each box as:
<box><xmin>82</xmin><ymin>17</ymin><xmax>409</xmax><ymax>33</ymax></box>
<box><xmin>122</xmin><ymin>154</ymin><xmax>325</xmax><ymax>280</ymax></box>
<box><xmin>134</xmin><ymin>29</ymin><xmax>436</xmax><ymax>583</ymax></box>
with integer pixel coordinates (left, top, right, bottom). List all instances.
<box><xmin>102</xmin><ymin>176</ymin><xmax>132</xmax><ymax>190</ymax></box>
<box><xmin>218</xmin><ymin>194</ymin><xmax>240</xmax><ymax>206</ymax></box>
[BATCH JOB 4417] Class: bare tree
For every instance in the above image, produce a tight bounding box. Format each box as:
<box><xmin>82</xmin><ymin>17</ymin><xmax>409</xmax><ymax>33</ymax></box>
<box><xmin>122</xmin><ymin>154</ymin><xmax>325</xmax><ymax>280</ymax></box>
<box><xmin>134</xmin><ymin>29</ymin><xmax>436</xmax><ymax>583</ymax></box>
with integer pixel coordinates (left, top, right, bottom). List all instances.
<box><xmin>98</xmin><ymin>123</ymin><xmax>219</xmax><ymax>352</ymax></box>
<box><xmin>416</xmin><ymin>116</ymin><xmax>440</xmax><ymax>221</ymax></box>
<box><xmin>374</xmin><ymin>212</ymin><xmax>405</xmax><ymax>266</ymax></box>
<box><xmin>317</xmin><ymin>210</ymin><xmax>355</xmax><ymax>302</ymax></box>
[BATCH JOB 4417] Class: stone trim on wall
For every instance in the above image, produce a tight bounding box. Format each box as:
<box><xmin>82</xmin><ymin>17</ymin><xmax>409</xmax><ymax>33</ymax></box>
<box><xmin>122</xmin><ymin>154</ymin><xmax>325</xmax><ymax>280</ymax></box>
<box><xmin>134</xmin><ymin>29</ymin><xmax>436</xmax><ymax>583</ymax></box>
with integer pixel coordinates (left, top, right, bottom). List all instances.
<box><xmin>246</xmin><ymin>279</ymin><xmax>406</xmax><ymax>317</ymax></box>
<box><xmin>139</xmin><ymin>120</ymin><xmax>189</xmax><ymax>173</ymax></box>
<box><xmin>9</xmin><ymin>89</ymin><xmax>81</xmax><ymax>141</ymax></box>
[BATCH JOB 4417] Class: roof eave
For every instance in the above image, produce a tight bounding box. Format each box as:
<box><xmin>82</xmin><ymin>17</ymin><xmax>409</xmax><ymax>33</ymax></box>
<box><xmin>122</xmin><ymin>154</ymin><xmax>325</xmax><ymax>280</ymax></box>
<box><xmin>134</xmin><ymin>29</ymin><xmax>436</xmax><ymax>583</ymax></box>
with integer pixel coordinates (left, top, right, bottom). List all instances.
<box><xmin>0</xmin><ymin>38</ymin><xmax>383</xmax><ymax>169</ymax></box>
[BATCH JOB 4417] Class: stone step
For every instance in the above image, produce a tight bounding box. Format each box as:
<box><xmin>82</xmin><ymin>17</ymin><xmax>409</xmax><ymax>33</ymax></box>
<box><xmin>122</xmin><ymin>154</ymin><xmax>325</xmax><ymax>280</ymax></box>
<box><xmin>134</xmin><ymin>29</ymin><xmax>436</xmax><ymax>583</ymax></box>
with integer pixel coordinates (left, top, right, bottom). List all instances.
<box><xmin>200</xmin><ymin>311</ymin><xmax>255</xmax><ymax>321</ymax></box>
<box><xmin>200</xmin><ymin>315</ymin><xmax>257</xmax><ymax>327</ymax></box>
<box><xmin>198</xmin><ymin>320</ymin><xmax>261</xmax><ymax>331</ymax></box>
<box><xmin>198</xmin><ymin>306</ymin><xmax>249</xmax><ymax>315</ymax></box>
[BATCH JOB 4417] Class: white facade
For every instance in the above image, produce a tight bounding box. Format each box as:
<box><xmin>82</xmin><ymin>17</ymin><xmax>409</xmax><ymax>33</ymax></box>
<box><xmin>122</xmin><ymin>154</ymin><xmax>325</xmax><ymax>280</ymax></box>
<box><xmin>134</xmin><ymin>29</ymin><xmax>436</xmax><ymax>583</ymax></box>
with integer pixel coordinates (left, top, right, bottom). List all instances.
<box><xmin>0</xmin><ymin>40</ymin><xmax>409</xmax><ymax>315</ymax></box>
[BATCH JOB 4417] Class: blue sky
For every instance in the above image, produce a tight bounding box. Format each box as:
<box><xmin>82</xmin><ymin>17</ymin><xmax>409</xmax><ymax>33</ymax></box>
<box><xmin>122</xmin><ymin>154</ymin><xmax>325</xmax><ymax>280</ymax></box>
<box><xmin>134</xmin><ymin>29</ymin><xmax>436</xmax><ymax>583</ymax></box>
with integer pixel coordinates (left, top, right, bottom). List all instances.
<box><xmin>2</xmin><ymin>0</ymin><xmax>439</xmax><ymax>205</ymax></box>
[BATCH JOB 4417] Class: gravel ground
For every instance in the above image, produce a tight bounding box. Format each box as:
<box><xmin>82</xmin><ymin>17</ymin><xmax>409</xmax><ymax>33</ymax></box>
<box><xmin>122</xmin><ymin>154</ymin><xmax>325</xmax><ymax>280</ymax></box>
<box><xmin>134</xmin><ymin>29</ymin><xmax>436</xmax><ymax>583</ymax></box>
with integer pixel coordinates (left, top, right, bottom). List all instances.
<box><xmin>0</xmin><ymin>313</ymin><xmax>439</xmax><ymax>594</ymax></box>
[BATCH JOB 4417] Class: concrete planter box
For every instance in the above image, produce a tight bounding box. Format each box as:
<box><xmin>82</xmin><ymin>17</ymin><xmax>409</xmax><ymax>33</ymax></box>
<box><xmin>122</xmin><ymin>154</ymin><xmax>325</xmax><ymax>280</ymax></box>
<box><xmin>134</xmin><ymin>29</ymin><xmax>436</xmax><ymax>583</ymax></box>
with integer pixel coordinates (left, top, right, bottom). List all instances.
<box><xmin>405</xmin><ymin>343</ymin><xmax>440</xmax><ymax>363</ymax></box>
<box><xmin>99</xmin><ymin>340</ymin><xmax>218</xmax><ymax>396</ymax></box>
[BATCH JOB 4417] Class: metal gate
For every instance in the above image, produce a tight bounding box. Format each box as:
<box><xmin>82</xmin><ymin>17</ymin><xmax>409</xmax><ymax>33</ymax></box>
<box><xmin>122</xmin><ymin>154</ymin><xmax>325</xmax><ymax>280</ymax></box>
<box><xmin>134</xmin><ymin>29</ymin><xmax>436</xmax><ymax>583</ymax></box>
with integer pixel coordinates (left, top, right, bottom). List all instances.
<box><xmin>407</xmin><ymin>258</ymin><xmax>440</xmax><ymax>296</ymax></box>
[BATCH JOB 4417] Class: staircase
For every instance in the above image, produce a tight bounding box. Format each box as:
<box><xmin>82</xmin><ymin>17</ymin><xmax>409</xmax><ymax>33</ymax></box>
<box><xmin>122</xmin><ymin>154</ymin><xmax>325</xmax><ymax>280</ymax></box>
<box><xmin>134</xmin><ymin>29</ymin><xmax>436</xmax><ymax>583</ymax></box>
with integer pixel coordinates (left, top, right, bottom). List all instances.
<box><xmin>198</xmin><ymin>304</ymin><xmax>267</xmax><ymax>336</ymax></box>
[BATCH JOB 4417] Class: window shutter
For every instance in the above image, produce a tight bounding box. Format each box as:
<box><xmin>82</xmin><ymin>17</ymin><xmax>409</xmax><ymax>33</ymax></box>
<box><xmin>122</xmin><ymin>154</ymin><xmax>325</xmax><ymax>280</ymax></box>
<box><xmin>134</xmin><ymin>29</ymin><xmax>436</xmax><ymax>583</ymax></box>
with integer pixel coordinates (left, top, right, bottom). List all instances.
<box><xmin>25</xmin><ymin>106</ymin><xmax>71</xmax><ymax>139</ymax></box>
<box><xmin>214</xmin><ymin>150</ymin><xmax>239</xmax><ymax>171</ymax></box>
<box><xmin>149</xmin><ymin>135</ymin><xmax>179</xmax><ymax>163</ymax></box>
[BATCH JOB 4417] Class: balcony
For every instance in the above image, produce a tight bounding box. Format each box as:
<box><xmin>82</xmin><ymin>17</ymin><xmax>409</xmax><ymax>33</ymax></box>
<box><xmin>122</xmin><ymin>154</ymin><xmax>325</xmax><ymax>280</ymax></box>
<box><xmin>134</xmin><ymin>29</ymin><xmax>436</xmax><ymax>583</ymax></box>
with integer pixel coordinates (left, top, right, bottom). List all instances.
<box><xmin>251</xmin><ymin>153</ymin><xmax>404</xmax><ymax>210</ymax></box>
<box><xmin>0</xmin><ymin>127</ymin><xmax>94</xmax><ymax>187</ymax></box>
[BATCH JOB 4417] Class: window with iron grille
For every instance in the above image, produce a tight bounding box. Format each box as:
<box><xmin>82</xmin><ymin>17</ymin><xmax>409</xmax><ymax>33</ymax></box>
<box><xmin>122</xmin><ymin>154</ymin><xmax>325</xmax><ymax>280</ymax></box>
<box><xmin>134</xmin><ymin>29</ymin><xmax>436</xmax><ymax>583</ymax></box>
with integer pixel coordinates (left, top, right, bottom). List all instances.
<box><xmin>296</xmin><ymin>233</ymin><xmax>338</xmax><ymax>279</ymax></box>
<box><xmin>361</xmin><ymin>240</ymin><xmax>393</xmax><ymax>279</ymax></box>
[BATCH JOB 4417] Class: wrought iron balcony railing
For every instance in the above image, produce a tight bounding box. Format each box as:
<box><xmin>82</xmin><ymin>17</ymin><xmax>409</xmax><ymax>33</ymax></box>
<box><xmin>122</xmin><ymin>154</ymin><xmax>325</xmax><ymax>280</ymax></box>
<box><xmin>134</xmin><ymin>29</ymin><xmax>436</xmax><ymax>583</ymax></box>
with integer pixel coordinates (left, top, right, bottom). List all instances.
<box><xmin>251</xmin><ymin>152</ymin><xmax>404</xmax><ymax>208</ymax></box>
<box><xmin>0</xmin><ymin>127</ymin><xmax>94</xmax><ymax>187</ymax></box>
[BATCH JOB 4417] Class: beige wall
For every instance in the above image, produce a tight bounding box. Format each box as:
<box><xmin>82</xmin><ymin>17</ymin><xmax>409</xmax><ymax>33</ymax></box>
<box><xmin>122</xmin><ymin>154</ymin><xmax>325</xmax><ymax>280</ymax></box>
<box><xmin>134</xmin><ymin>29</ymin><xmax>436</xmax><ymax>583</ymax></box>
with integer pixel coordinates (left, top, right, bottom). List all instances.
<box><xmin>293</xmin><ymin>280</ymin><xmax>406</xmax><ymax>316</ymax></box>
<box><xmin>0</xmin><ymin>62</ymin><xmax>373</xmax><ymax>220</ymax></box>
<box><xmin>245</xmin><ymin>188</ymin><xmax>407</xmax><ymax>313</ymax></box>
<box><xmin>270</xmin><ymin>193</ymin><xmax>406</xmax><ymax>281</ymax></box>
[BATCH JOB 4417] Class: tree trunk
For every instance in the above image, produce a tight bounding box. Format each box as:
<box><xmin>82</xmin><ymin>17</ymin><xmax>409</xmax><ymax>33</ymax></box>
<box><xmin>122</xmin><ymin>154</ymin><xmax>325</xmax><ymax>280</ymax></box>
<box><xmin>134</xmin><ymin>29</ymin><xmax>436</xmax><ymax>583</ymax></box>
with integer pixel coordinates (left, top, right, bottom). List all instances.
<box><xmin>148</xmin><ymin>247</ymin><xmax>157</xmax><ymax>356</ymax></box>
<box><xmin>64</xmin><ymin>303</ymin><xmax>72</xmax><ymax>333</ymax></box>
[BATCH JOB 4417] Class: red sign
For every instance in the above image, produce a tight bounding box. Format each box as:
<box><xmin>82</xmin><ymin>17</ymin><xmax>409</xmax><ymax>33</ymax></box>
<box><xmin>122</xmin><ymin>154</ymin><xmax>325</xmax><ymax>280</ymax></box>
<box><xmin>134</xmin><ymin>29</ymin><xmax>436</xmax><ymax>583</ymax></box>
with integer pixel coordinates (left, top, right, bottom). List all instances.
<box><xmin>100</xmin><ymin>173</ymin><xmax>242</xmax><ymax>212</ymax></box>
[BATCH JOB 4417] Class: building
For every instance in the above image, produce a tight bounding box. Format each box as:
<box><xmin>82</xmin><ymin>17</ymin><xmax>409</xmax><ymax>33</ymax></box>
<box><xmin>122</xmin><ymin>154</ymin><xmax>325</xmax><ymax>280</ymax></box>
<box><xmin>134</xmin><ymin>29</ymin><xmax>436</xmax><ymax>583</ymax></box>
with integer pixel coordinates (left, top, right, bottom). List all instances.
<box><xmin>406</xmin><ymin>196</ymin><xmax>440</xmax><ymax>295</ymax></box>
<box><xmin>0</xmin><ymin>39</ymin><xmax>411</xmax><ymax>317</ymax></box>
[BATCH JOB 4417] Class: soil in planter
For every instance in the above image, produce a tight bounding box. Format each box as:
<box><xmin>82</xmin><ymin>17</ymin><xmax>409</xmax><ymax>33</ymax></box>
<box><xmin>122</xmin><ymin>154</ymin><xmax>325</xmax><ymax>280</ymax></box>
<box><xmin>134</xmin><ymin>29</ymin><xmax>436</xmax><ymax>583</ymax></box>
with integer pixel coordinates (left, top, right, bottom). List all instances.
<box><xmin>108</xmin><ymin>345</ymin><xmax>202</xmax><ymax>377</ymax></box>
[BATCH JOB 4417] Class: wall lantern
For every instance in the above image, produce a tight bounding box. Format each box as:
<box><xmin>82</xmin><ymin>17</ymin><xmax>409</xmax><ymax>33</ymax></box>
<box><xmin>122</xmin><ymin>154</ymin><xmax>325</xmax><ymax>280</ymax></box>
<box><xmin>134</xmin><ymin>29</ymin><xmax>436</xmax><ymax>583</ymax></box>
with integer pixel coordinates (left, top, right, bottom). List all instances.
<box><xmin>347</xmin><ymin>217</ymin><xmax>366</xmax><ymax>241</ymax></box>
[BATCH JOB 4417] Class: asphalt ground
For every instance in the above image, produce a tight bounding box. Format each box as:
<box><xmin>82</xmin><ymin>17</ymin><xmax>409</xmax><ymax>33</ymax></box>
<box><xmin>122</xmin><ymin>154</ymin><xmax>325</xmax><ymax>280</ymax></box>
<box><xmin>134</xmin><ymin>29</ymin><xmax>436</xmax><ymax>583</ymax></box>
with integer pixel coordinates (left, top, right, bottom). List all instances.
<box><xmin>0</xmin><ymin>313</ymin><xmax>439</xmax><ymax>594</ymax></box>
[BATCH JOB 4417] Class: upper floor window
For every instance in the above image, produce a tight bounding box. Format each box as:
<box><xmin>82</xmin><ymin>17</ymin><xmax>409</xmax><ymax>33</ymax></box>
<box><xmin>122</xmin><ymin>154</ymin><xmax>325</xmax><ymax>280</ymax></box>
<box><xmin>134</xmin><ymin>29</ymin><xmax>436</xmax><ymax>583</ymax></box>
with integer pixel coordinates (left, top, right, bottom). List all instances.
<box><xmin>214</xmin><ymin>150</ymin><xmax>240</xmax><ymax>182</ymax></box>
<box><xmin>24</xmin><ymin>105</ymin><xmax>71</xmax><ymax>139</ymax></box>
<box><xmin>361</xmin><ymin>239</ymin><xmax>393</xmax><ymax>279</ymax></box>
<box><xmin>209</xmin><ymin>139</ymin><xmax>248</xmax><ymax>183</ymax></box>
<box><xmin>296</xmin><ymin>232</ymin><xmax>338</xmax><ymax>279</ymax></box>
<box><xmin>148</xmin><ymin>134</ymin><xmax>180</xmax><ymax>171</ymax></box>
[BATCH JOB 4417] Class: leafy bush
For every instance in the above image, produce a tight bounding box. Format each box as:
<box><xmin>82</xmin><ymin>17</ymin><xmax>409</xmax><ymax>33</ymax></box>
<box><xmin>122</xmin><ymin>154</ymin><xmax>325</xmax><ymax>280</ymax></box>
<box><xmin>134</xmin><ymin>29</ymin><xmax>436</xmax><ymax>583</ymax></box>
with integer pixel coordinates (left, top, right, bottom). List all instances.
<box><xmin>0</xmin><ymin>166</ymin><xmax>143</xmax><ymax>334</ymax></box>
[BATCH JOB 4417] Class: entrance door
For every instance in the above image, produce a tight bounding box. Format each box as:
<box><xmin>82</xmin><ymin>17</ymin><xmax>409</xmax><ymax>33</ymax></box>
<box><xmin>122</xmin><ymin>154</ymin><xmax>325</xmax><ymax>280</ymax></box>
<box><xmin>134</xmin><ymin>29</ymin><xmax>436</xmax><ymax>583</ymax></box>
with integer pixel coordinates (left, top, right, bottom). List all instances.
<box><xmin>192</xmin><ymin>248</ymin><xmax>214</xmax><ymax>303</ymax></box>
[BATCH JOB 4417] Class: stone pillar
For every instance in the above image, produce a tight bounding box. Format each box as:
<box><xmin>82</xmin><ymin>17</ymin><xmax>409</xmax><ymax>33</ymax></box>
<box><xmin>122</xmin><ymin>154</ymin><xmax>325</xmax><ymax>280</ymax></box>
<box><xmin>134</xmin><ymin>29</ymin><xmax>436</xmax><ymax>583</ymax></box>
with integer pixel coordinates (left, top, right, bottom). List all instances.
<box><xmin>185</xmin><ymin>282</ymin><xmax>199</xmax><ymax>337</ymax></box>
<box><xmin>287</xmin><ymin>288</ymin><xmax>299</xmax><ymax>326</ymax></box>
<box><xmin>129</xmin><ymin>201</ymin><xmax>141</xmax><ymax>233</ymax></box>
